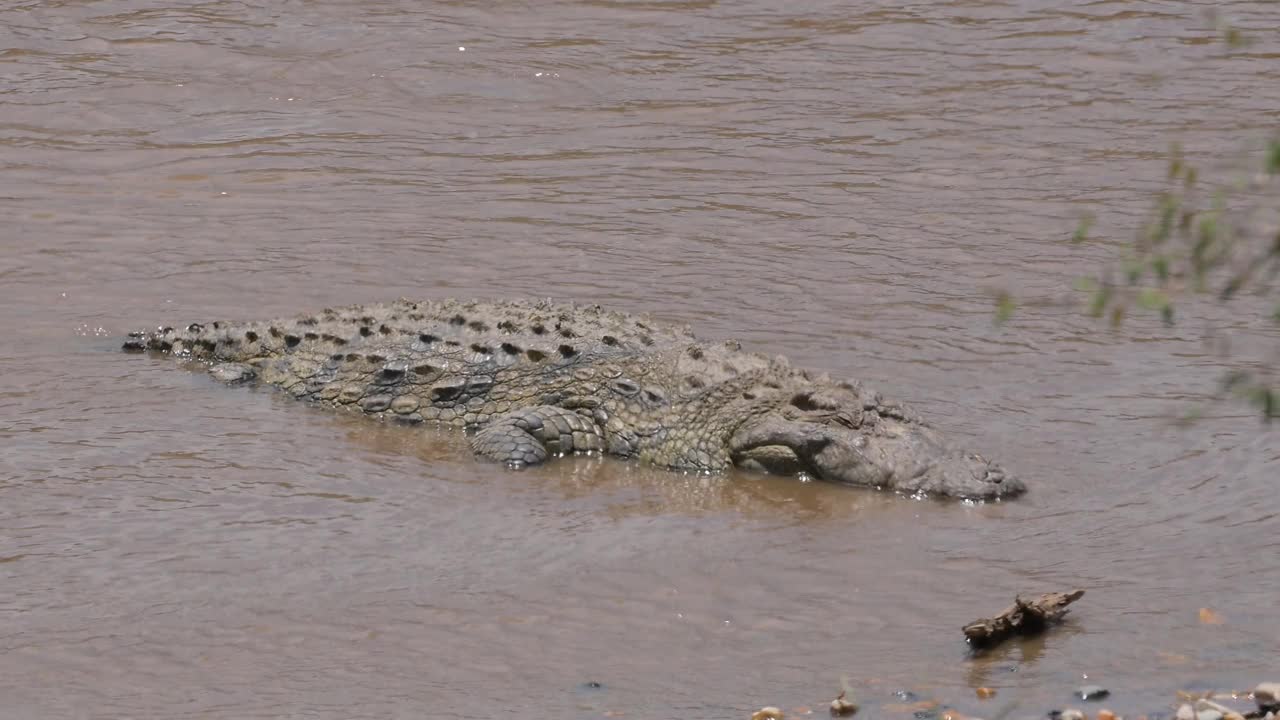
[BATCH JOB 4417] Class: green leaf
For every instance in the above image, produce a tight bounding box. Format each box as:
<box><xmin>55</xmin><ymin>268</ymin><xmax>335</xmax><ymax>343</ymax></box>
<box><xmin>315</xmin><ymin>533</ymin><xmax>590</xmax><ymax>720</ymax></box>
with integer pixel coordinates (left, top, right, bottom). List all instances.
<box><xmin>994</xmin><ymin>293</ymin><xmax>1016</xmax><ymax>325</ymax></box>
<box><xmin>1179</xmin><ymin>209</ymin><xmax>1195</xmax><ymax>234</ymax></box>
<box><xmin>1136</xmin><ymin>287</ymin><xmax>1169</xmax><ymax>311</ymax></box>
<box><xmin>1161</xmin><ymin>304</ymin><xmax>1175</xmax><ymax>326</ymax></box>
<box><xmin>1088</xmin><ymin>285</ymin><xmax>1112</xmax><ymax>318</ymax></box>
<box><xmin>1175</xmin><ymin>405</ymin><xmax>1205</xmax><ymax>428</ymax></box>
<box><xmin>1123</xmin><ymin>257</ymin><xmax>1145</xmax><ymax>285</ymax></box>
<box><xmin>1074</xmin><ymin>276</ymin><xmax>1100</xmax><ymax>292</ymax></box>
<box><xmin>1152</xmin><ymin>255</ymin><xmax>1170</xmax><ymax>282</ymax></box>
<box><xmin>1198</xmin><ymin>214</ymin><xmax>1219</xmax><ymax>245</ymax></box>
<box><xmin>1220</xmin><ymin>370</ymin><xmax>1250</xmax><ymax>392</ymax></box>
<box><xmin>1192</xmin><ymin>215</ymin><xmax>1218</xmax><ymax>277</ymax></box>
<box><xmin>1267</xmin><ymin>140</ymin><xmax>1280</xmax><ymax>176</ymax></box>
<box><xmin>1167</xmin><ymin>143</ymin><xmax>1184</xmax><ymax>179</ymax></box>
<box><xmin>1149</xmin><ymin>193</ymin><xmax>1178</xmax><ymax>245</ymax></box>
<box><xmin>1223</xmin><ymin>27</ymin><xmax>1248</xmax><ymax>49</ymax></box>
<box><xmin>1071</xmin><ymin>215</ymin><xmax>1094</xmax><ymax>244</ymax></box>
<box><xmin>1245</xmin><ymin>386</ymin><xmax>1277</xmax><ymax>421</ymax></box>
<box><xmin>1220</xmin><ymin>274</ymin><xmax>1245</xmax><ymax>300</ymax></box>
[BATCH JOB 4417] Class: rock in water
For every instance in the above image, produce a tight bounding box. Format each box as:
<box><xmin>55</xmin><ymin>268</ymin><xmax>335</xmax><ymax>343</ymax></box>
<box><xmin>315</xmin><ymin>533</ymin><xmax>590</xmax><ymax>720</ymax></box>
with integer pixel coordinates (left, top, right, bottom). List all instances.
<box><xmin>1256</xmin><ymin>684</ymin><xmax>1280</xmax><ymax>713</ymax></box>
<box><xmin>1077</xmin><ymin>686</ymin><xmax>1110</xmax><ymax>702</ymax></box>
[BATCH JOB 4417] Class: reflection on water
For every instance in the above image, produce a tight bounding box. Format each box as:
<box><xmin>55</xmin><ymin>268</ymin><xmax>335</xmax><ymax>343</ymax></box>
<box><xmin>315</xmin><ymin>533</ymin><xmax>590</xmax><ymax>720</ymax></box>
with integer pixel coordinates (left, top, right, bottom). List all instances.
<box><xmin>2</xmin><ymin>0</ymin><xmax>1279</xmax><ymax>717</ymax></box>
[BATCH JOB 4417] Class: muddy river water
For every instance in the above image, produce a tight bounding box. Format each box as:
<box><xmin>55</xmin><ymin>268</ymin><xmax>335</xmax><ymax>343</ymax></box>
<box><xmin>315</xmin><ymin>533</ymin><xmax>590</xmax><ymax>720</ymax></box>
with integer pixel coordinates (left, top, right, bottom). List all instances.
<box><xmin>2</xmin><ymin>1</ymin><xmax>1278</xmax><ymax>718</ymax></box>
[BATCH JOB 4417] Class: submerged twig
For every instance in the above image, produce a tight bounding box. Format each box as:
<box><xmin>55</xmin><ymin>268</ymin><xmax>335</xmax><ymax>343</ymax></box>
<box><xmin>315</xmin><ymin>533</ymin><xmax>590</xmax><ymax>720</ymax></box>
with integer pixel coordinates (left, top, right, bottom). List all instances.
<box><xmin>963</xmin><ymin>590</ymin><xmax>1086</xmax><ymax>649</ymax></box>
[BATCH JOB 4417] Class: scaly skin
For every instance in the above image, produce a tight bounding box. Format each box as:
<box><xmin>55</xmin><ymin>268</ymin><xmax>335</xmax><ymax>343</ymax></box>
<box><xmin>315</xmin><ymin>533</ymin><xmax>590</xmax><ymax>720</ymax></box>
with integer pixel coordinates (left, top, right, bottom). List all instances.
<box><xmin>122</xmin><ymin>298</ymin><xmax>1024</xmax><ymax>500</ymax></box>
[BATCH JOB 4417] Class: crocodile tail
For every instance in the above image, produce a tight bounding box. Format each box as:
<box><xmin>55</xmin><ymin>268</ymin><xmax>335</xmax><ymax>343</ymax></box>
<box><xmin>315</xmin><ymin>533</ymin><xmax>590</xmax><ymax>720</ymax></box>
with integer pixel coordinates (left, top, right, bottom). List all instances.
<box><xmin>121</xmin><ymin>326</ymin><xmax>178</xmax><ymax>353</ymax></box>
<box><xmin>120</xmin><ymin>320</ymin><xmax>261</xmax><ymax>362</ymax></box>
<box><xmin>122</xmin><ymin>322</ymin><xmax>219</xmax><ymax>355</ymax></box>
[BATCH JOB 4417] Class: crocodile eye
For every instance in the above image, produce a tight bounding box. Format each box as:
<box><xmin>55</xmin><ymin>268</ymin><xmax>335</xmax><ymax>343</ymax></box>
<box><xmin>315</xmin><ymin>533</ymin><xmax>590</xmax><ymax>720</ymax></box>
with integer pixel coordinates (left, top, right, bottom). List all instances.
<box><xmin>610</xmin><ymin>379</ymin><xmax>640</xmax><ymax>396</ymax></box>
<box><xmin>790</xmin><ymin>391</ymin><xmax>838</xmax><ymax>412</ymax></box>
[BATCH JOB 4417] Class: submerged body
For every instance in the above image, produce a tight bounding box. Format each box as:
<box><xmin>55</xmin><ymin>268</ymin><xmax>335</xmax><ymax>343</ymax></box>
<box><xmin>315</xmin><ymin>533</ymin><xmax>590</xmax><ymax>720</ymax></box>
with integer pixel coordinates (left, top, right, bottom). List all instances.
<box><xmin>123</xmin><ymin>298</ymin><xmax>1023</xmax><ymax>500</ymax></box>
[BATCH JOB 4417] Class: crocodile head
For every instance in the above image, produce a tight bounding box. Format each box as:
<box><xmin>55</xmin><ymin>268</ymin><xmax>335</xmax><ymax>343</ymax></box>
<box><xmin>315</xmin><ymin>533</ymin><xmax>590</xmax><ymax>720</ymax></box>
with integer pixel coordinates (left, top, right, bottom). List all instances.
<box><xmin>728</xmin><ymin>383</ymin><xmax>1024</xmax><ymax>501</ymax></box>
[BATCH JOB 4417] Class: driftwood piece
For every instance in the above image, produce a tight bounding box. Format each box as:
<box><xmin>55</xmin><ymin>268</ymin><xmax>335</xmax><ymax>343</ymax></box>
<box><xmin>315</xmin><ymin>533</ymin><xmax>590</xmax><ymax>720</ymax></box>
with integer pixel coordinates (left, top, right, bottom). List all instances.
<box><xmin>963</xmin><ymin>590</ymin><xmax>1085</xmax><ymax>648</ymax></box>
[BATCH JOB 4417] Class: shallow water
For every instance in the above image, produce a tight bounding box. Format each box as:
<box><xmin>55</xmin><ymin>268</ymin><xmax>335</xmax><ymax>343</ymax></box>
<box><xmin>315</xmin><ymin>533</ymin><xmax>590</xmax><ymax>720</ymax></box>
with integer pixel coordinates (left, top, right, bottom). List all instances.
<box><xmin>2</xmin><ymin>1</ymin><xmax>1278</xmax><ymax>718</ymax></box>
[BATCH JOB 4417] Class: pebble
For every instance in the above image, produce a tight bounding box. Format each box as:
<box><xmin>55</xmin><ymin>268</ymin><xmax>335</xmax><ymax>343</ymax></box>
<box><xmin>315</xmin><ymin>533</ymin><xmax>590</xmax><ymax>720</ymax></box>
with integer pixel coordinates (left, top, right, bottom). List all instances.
<box><xmin>752</xmin><ymin>707</ymin><xmax>785</xmax><ymax>720</ymax></box>
<box><xmin>1078</xmin><ymin>686</ymin><xmax>1111</xmax><ymax>702</ymax></box>
<box><xmin>1059</xmin><ymin>710</ymin><xmax>1086</xmax><ymax>720</ymax></box>
<box><xmin>1197</xmin><ymin>608</ymin><xmax>1224</xmax><ymax>625</ymax></box>
<box><xmin>830</xmin><ymin>695</ymin><xmax>857</xmax><ymax>716</ymax></box>
<box><xmin>1257</xmin><ymin>684</ymin><xmax>1280</xmax><ymax>713</ymax></box>
<box><xmin>1176</xmin><ymin>704</ymin><xmax>1196</xmax><ymax>720</ymax></box>
<box><xmin>1097</xmin><ymin>710</ymin><xmax>1116</xmax><ymax>720</ymax></box>
<box><xmin>976</xmin><ymin>688</ymin><xmax>997</xmax><ymax>700</ymax></box>
<box><xmin>1196</xmin><ymin>710</ymin><xmax>1222</xmax><ymax>720</ymax></box>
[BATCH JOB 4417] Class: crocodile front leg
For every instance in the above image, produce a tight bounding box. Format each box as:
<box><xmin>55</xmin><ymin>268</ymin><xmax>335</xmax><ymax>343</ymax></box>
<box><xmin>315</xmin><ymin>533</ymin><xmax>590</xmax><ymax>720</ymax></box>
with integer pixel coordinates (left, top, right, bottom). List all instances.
<box><xmin>470</xmin><ymin>405</ymin><xmax>607</xmax><ymax>468</ymax></box>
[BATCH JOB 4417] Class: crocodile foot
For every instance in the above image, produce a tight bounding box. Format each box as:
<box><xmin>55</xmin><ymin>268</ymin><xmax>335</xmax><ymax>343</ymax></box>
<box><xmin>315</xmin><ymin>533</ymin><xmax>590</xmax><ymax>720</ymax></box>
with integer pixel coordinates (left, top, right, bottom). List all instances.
<box><xmin>470</xmin><ymin>405</ymin><xmax>607</xmax><ymax>468</ymax></box>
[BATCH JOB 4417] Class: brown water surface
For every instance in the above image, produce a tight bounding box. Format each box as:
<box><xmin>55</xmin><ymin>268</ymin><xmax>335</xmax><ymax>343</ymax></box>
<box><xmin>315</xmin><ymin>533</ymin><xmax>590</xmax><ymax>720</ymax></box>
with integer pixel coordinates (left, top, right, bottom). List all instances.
<box><xmin>2</xmin><ymin>1</ymin><xmax>1278</xmax><ymax>718</ymax></box>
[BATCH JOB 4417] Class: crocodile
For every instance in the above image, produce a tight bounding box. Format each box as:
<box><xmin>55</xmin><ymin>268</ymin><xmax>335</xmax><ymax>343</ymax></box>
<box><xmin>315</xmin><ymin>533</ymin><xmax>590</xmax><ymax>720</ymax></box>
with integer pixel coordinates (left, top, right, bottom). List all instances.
<box><xmin>122</xmin><ymin>298</ymin><xmax>1024</xmax><ymax>500</ymax></box>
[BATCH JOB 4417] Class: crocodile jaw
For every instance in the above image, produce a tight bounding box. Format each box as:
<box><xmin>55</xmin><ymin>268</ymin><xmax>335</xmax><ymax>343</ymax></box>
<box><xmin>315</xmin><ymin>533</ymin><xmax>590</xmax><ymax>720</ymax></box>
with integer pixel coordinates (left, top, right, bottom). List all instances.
<box><xmin>729</xmin><ymin>415</ymin><xmax>1023</xmax><ymax>501</ymax></box>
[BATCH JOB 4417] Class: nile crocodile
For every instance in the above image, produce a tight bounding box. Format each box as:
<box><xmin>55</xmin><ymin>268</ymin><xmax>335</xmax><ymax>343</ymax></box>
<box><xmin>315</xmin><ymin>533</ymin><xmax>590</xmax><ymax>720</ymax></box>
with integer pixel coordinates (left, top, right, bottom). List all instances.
<box><xmin>122</xmin><ymin>298</ymin><xmax>1024</xmax><ymax>500</ymax></box>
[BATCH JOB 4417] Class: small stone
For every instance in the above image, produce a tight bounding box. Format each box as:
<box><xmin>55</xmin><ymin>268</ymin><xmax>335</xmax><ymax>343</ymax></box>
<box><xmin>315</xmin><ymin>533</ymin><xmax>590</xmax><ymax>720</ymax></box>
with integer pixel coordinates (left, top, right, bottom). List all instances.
<box><xmin>752</xmin><ymin>708</ymin><xmax>785</xmax><ymax>720</ymax></box>
<box><xmin>1197</xmin><ymin>608</ymin><xmax>1224</xmax><ymax>625</ymax></box>
<box><xmin>1097</xmin><ymin>710</ymin><xmax>1116</xmax><ymax>720</ymax></box>
<box><xmin>1257</xmin><ymin>684</ymin><xmax>1280</xmax><ymax>713</ymax></box>
<box><xmin>830</xmin><ymin>695</ymin><xmax>857</xmax><ymax>716</ymax></box>
<box><xmin>1059</xmin><ymin>709</ymin><xmax>1086</xmax><ymax>720</ymax></box>
<box><xmin>1196</xmin><ymin>710</ymin><xmax>1222</xmax><ymax>720</ymax></box>
<box><xmin>976</xmin><ymin>688</ymin><xmax>997</xmax><ymax>700</ymax></box>
<box><xmin>1078</xmin><ymin>686</ymin><xmax>1110</xmax><ymax>702</ymax></box>
<box><xmin>1176</xmin><ymin>704</ymin><xmax>1196</xmax><ymax>720</ymax></box>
